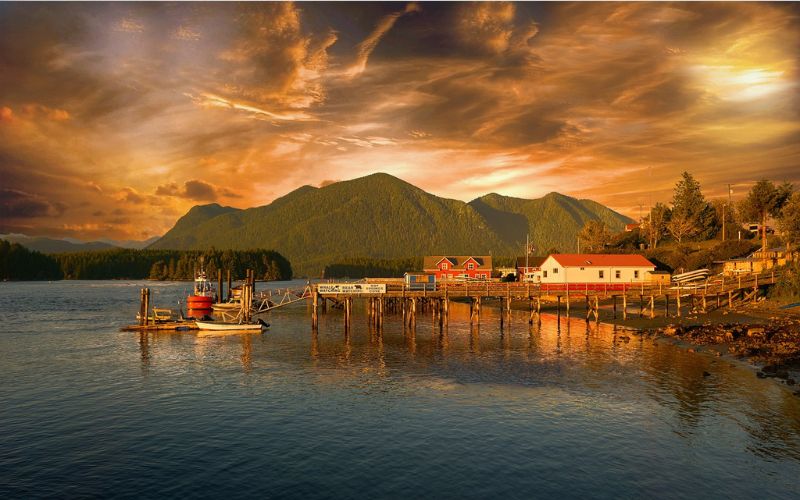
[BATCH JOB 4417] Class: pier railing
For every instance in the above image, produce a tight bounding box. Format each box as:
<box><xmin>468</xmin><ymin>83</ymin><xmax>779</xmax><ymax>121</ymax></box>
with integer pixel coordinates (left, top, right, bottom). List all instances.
<box><xmin>316</xmin><ymin>269</ymin><xmax>784</xmax><ymax>299</ymax></box>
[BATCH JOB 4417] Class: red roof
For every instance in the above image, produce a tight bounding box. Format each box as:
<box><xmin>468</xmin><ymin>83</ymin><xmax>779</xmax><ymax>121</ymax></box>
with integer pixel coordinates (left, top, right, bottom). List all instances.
<box><xmin>549</xmin><ymin>254</ymin><xmax>655</xmax><ymax>268</ymax></box>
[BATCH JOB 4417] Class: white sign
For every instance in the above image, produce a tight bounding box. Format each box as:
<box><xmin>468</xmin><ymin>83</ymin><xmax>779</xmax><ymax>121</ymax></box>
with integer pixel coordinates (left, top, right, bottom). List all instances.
<box><xmin>318</xmin><ymin>283</ymin><xmax>387</xmax><ymax>294</ymax></box>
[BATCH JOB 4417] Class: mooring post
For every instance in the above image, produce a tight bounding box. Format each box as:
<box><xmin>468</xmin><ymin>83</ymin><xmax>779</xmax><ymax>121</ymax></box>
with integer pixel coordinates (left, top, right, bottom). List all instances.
<box><xmin>312</xmin><ymin>291</ymin><xmax>319</xmax><ymax>330</ymax></box>
<box><xmin>612</xmin><ymin>295</ymin><xmax>617</xmax><ymax>319</ymax></box>
<box><xmin>622</xmin><ymin>294</ymin><xmax>627</xmax><ymax>321</ymax></box>
<box><xmin>557</xmin><ymin>295</ymin><xmax>561</xmax><ymax>317</ymax></box>
<box><xmin>476</xmin><ymin>296</ymin><xmax>481</xmax><ymax>325</ymax></box>
<box><xmin>217</xmin><ymin>269</ymin><xmax>223</xmax><ymax>303</ymax></box>
<box><xmin>226</xmin><ymin>269</ymin><xmax>232</xmax><ymax>301</ymax></box>
<box><xmin>676</xmin><ymin>291</ymin><xmax>681</xmax><ymax>317</ymax></box>
<box><xmin>585</xmin><ymin>295</ymin><xmax>591</xmax><ymax>320</ymax></box>
<box><xmin>144</xmin><ymin>288</ymin><xmax>150</xmax><ymax>326</ymax></box>
<box><xmin>566</xmin><ymin>289</ymin><xmax>570</xmax><ymax>317</ymax></box>
<box><xmin>594</xmin><ymin>295</ymin><xmax>600</xmax><ymax>322</ymax></box>
<box><xmin>665</xmin><ymin>295</ymin><xmax>669</xmax><ymax>316</ymax></box>
<box><xmin>139</xmin><ymin>288</ymin><xmax>146</xmax><ymax>326</ymax></box>
<box><xmin>529</xmin><ymin>298</ymin><xmax>534</xmax><ymax>325</ymax></box>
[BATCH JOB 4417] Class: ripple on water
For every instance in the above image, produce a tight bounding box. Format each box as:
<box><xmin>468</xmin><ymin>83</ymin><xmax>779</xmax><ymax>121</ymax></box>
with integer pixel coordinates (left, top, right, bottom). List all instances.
<box><xmin>1</xmin><ymin>281</ymin><xmax>800</xmax><ymax>498</ymax></box>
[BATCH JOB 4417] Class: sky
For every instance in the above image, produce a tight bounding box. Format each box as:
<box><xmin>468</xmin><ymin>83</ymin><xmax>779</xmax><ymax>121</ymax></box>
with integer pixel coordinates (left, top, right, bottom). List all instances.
<box><xmin>1</xmin><ymin>1</ymin><xmax>798</xmax><ymax>241</ymax></box>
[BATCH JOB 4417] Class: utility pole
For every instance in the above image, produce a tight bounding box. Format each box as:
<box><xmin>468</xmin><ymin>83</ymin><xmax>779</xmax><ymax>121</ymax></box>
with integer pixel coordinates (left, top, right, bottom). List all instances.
<box><xmin>525</xmin><ymin>234</ymin><xmax>529</xmax><ymax>281</ymax></box>
<box><xmin>727</xmin><ymin>184</ymin><xmax>733</xmax><ymax>241</ymax></box>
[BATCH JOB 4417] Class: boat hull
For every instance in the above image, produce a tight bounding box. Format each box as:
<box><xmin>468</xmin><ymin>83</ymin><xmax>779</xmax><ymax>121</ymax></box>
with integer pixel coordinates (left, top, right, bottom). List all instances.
<box><xmin>195</xmin><ymin>320</ymin><xmax>268</xmax><ymax>331</ymax></box>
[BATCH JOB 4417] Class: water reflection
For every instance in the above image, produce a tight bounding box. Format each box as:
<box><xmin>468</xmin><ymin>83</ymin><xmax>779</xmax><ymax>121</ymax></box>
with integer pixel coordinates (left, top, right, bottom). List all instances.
<box><xmin>131</xmin><ymin>298</ymin><xmax>800</xmax><ymax>464</ymax></box>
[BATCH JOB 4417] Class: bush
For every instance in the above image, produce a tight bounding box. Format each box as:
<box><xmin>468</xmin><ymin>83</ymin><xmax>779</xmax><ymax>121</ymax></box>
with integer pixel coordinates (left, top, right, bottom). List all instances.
<box><xmin>772</xmin><ymin>262</ymin><xmax>800</xmax><ymax>299</ymax></box>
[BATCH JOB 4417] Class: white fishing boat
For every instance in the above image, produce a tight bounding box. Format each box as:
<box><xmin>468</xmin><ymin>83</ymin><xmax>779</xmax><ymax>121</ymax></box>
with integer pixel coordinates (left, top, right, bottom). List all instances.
<box><xmin>195</xmin><ymin>318</ymin><xmax>269</xmax><ymax>332</ymax></box>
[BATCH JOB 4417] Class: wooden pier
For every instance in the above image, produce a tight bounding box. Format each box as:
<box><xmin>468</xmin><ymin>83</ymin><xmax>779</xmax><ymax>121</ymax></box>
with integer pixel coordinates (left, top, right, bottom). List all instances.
<box><xmin>309</xmin><ymin>270</ymin><xmax>784</xmax><ymax>330</ymax></box>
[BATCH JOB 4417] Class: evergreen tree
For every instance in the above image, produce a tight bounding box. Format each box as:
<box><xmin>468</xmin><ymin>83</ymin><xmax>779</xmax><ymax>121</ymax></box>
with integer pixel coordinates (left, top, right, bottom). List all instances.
<box><xmin>669</xmin><ymin>172</ymin><xmax>717</xmax><ymax>241</ymax></box>
<box><xmin>740</xmin><ymin>180</ymin><xmax>794</xmax><ymax>253</ymax></box>
<box><xmin>578</xmin><ymin>220</ymin><xmax>610</xmax><ymax>252</ymax></box>
<box><xmin>778</xmin><ymin>192</ymin><xmax>800</xmax><ymax>252</ymax></box>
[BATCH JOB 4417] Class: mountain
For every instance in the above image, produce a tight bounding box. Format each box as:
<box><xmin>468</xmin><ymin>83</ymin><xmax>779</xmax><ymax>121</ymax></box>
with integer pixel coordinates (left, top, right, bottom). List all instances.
<box><xmin>468</xmin><ymin>192</ymin><xmax>633</xmax><ymax>254</ymax></box>
<box><xmin>150</xmin><ymin>173</ymin><xmax>633</xmax><ymax>276</ymax></box>
<box><xmin>0</xmin><ymin>234</ymin><xmax>117</xmax><ymax>254</ymax></box>
<box><xmin>96</xmin><ymin>236</ymin><xmax>161</xmax><ymax>249</ymax></box>
<box><xmin>0</xmin><ymin>234</ymin><xmax>161</xmax><ymax>253</ymax></box>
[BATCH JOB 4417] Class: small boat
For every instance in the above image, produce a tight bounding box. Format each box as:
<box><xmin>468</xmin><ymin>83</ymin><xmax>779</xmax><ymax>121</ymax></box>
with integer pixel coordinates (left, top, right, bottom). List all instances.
<box><xmin>187</xmin><ymin>267</ymin><xmax>216</xmax><ymax>318</ymax></box>
<box><xmin>195</xmin><ymin>318</ymin><xmax>269</xmax><ymax>332</ymax></box>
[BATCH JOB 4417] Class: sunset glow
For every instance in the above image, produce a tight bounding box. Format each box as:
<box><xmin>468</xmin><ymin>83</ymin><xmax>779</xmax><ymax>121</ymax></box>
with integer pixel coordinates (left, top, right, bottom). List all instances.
<box><xmin>1</xmin><ymin>2</ymin><xmax>798</xmax><ymax>240</ymax></box>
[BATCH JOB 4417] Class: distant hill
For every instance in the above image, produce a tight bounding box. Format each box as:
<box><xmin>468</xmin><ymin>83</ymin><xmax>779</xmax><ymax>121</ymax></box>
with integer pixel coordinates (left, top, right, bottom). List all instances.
<box><xmin>0</xmin><ymin>234</ymin><xmax>161</xmax><ymax>254</ymax></box>
<box><xmin>150</xmin><ymin>173</ymin><xmax>632</xmax><ymax>276</ymax></box>
<box><xmin>0</xmin><ymin>235</ymin><xmax>117</xmax><ymax>254</ymax></box>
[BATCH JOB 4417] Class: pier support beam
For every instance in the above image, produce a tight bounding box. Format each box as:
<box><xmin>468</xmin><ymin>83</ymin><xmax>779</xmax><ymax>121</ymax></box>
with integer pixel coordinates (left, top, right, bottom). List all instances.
<box><xmin>312</xmin><ymin>292</ymin><xmax>319</xmax><ymax>330</ymax></box>
<box><xmin>622</xmin><ymin>294</ymin><xmax>627</xmax><ymax>321</ymax></box>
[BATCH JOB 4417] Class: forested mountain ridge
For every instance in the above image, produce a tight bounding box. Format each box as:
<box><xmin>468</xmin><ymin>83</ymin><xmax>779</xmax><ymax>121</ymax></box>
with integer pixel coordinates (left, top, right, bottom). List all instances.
<box><xmin>151</xmin><ymin>173</ymin><xmax>633</xmax><ymax>276</ymax></box>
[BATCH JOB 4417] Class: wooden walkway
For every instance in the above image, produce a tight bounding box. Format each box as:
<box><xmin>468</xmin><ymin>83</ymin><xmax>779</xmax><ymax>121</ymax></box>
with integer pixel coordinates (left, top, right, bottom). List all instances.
<box><xmin>309</xmin><ymin>270</ymin><xmax>784</xmax><ymax>329</ymax></box>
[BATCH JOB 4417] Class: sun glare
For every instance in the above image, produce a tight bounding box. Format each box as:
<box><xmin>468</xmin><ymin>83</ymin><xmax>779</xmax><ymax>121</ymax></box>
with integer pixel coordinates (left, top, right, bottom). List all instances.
<box><xmin>693</xmin><ymin>65</ymin><xmax>790</xmax><ymax>102</ymax></box>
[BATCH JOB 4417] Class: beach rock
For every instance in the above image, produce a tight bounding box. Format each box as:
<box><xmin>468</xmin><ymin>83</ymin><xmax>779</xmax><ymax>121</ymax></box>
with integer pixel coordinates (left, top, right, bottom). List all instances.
<box><xmin>757</xmin><ymin>371</ymin><xmax>767</xmax><ymax>378</ymax></box>
<box><xmin>747</xmin><ymin>327</ymin><xmax>766</xmax><ymax>338</ymax></box>
<box><xmin>703</xmin><ymin>371</ymin><xmax>711</xmax><ymax>377</ymax></box>
<box><xmin>786</xmin><ymin>378</ymin><xmax>796</xmax><ymax>386</ymax></box>
<box><xmin>663</xmin><ymin>325</ymin><xmax>682</xmax><ymax>336</ymax></box>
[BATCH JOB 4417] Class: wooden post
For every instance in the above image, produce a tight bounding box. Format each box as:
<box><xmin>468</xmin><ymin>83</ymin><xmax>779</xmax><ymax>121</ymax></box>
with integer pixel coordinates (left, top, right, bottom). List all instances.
<box><xmin>557</xmin><ymin>296</ymin><xmax>561</xmax><ymax>317</ymax></box>
<box><xmin>529</xmin><ymin>298</ymin><xmax>534</xmax><ymax>325</ymax></box>
<box><xmin>612</xmin><ymin>295</ymin><xmax>617</xmax><ymax>319</ymax></box>
<box><xmin>664</xmin><ymin>295</ymin><xmax>669</xmax><ymax>316</ymax></box>
<box><xmin>676</xmin><ymin>291</ymin><xmax>681</xmax><ymax>317</ymax></box>
<box><xmin>594</xmin><ymin>295</ymin><xmax>600</xmax><ymax>322</ymax></box>
<box><xmin>639</xmin><ymin>295</ymin><xmax>644</xmax><ymax>318</ymax></box>
<box><xmin>622</xmin><ymin>294</ymin><xmax>627</xmax><ymax>321</ymax></box>
<box><xmin>585</xmin><ymin>295</ymin><xmax>591</xmax><ymax>320</ymax></box>
<box><xmin>566</xmin><ymin>289</ymin><xmax>570</xmax><ymax>317</ymax></box>
<box><xmin>226</xmin><ymin>269</ymin><xmax>232</xmax><ymax>301</ymax></box>
<box><xmin>728</xmin><ymin>290</ymin><xmax>733</xmax><ymax>308</ymax></box>
<box><xmin>312</xmin><ymin>292</ymin><xmax>319</xmax><ymax>329</ymax></box>
<box><xmin>753</xmin><ymin>273</ymin><xmax>758</xmax><ymax>302</ymax></box>
<box><xmin>500</xmin><ymin>298</ymin><xmax>505</xmax><ymax>328</ymax></box>
<box><xmin>139</xmin><ymin>288</ymin><xmax>146</xmax><ymax>326</ymax></box>
<box><xmin>217</xmin><ymin>269</ymin><xmax>223</xmax><ymax>303</ymax></box>
<box><xmin>649</xmin><ymin>296</ymin><xmax>654</xmax><ymax>319</ymax></box>
<box><xmin>143</xmin><ymin>288</ymin><xmax>150</xmax><ymax>326</ymax></box>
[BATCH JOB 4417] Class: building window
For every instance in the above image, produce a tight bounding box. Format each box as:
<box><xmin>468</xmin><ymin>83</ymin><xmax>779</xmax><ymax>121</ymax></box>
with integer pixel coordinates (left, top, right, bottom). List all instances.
<box><xmin>468</xmin><ymin>263</ymin><xmax>475</xmax><ymax>270</ymax></box>
<box><xmin>615</xmin><ymin>270</ymin><xmax>621</xmax><ymax>279</ymax></box>
<box><xmin>580</xmin><ymin>267</ymin><xmax>585</xmax><ymax>271</ymax></box>
<box><xmin>442</xmin><ymin>263</ymin><xmax>448</xmax><ymax>270</ymax></box>
<box><xmin>543</xmin><ymin>270</ymin><xmax>548</xmax><ymax>278</ymax></box>
<box><xmin>634</xmin><ymin>270</ymin><xmax>639</xmax><ymax>279</ymax></box>
<box><xmin>553</xmin><ymin>268</ymin><xmax>558</xmax><ymax>274</ymax></box>
<box><xmin>599</xmin><ymin>270</ymin><xmax>604</xmax><ymax>279</ymax></box>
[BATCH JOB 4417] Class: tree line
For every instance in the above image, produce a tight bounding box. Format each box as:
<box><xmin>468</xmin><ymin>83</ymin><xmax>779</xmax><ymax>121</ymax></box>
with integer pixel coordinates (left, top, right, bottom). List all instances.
<box><xmin>578</xmin><ymin>172</ymin><xmax>799</xmax><ymax>253</ymax></box>
<box><xmin>0</xmin><ymin>245</ymin><xmax>292</xmax><ymax>281</ymax></box>
<box><xmin>0</xmin><ymin>240</ymin><xmax>63</xmax><ymax>280</ymax></box>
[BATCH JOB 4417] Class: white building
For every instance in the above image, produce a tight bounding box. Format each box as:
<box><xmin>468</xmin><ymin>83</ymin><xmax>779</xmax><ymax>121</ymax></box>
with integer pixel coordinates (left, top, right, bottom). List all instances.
<box><xmin>539</xmin><ymin>254</ymin><xmax>657</xmax><ymax>284</ymax></box>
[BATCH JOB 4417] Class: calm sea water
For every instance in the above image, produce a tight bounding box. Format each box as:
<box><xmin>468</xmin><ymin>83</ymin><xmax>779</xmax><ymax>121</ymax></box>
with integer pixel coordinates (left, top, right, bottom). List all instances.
<box><xmin>1</xmin><ymin>280</ymin><xmax>799</xmax><ymax>499</ymax></box>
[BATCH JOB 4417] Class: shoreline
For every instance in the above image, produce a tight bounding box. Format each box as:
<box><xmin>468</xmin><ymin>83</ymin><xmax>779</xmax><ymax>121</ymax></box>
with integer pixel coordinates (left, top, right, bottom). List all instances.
<box><xmin>505</xmin><ymin>296</ymin><xmax>800</xmax><ymax>395</ymax></box>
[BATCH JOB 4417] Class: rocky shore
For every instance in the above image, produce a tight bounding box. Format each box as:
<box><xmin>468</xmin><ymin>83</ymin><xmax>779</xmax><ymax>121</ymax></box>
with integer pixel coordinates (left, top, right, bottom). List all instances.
<box><xmin>640</xmin><ymin>303</ymin><xmax>800</xmax><ymax>394</ymax></box>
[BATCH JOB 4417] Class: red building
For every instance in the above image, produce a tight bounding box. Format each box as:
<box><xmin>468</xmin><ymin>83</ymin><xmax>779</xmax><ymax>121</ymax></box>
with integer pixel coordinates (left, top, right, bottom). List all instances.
<box><xmin>515</xmin><ymin>256</ymin><xmax>547</xmax><ymax>282</ymax></box>
<box><xmin>423</xmin><ymin>255</ymin><xmax>493</xmax><ymax>281</ymax></box>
